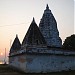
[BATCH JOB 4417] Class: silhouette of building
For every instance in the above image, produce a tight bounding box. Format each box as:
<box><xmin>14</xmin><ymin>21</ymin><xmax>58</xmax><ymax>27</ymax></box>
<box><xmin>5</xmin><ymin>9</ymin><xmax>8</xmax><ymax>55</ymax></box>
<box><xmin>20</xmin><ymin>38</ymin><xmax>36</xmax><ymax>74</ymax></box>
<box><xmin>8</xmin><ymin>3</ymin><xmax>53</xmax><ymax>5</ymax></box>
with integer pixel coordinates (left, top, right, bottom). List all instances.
<box><xmin>9</xmin><ymin>4</ymin><xmax>75</xmax><ymax>73</ymax></box>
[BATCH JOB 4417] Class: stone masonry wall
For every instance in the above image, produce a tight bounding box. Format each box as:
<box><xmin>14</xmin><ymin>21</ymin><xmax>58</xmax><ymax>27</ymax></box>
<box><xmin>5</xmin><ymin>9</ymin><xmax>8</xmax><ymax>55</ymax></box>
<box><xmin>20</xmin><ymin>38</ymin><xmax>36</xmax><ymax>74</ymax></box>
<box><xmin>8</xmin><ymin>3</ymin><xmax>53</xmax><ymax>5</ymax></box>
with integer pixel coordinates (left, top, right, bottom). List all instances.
<box><xmin>9</xmin><ymin>50</ymin><xmax>75</xmax><ymax>73</ymax></box>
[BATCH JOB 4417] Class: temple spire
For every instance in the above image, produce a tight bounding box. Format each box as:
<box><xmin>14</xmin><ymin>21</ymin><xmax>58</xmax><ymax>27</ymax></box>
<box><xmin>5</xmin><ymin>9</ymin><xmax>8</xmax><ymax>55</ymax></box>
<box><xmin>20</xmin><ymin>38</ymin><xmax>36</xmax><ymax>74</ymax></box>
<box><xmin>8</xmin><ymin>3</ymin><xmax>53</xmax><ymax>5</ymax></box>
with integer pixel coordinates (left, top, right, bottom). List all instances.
<box><xmin>32</xmin><ymin>17</ymin><xmax>35</xmax><ymax>23</ymax></box>
<box><xmin>46</xmin><ymin>4</ymin><xmax>49</xmax><ymax>10</ymax></box>
<box><xmin>16</xmin><ymin>34</ymin><xmax>18</xmax><ymax>38</ymax></box>
<box><xmin>39</xmin><ymin>4</ymin><xmax>62</xmax><ymax>47</ymax></box>
<box><xmin>10</xmin><ymin>34</ymin><xmax>21</xmax><ymax>53</ymax></box>
<box><xmin>22</xmin><ymin>18</ymin><xmax>46</xmax><ymax>46</ymax></box>
<box><xmin>44</xmin><ymin>4</ymin><xmax>51</xmax><ymax>14</ymax></box>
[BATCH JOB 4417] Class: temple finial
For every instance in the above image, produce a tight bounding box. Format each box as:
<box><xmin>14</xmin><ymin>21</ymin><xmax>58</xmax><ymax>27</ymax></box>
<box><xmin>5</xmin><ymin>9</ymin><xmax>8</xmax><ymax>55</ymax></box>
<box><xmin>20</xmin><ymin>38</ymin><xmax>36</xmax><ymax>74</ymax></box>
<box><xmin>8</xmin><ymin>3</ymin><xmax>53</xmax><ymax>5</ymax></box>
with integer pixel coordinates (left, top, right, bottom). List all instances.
<box><xmin>16</xmin><ymin>34</ymin><xmax>18</xmax><ymax>38</ymax></box>
<box><xmin>32</xmin><ymin>17</ymin><xmax>35</xmax><ymax>23</ymax></box>
<box><xmin>46</xmin><ymin>4</ymin><xmax>49</xmax><ymax>10</ymax></box>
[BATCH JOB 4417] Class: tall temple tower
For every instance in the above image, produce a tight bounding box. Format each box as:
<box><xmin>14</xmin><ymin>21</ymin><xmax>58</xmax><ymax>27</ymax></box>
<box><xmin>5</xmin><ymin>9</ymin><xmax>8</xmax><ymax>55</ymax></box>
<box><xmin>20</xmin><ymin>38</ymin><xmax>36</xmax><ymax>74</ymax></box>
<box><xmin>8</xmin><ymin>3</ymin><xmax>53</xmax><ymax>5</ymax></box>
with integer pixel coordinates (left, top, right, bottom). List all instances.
<box><xmin>39</xmin><ymin>4</ymin><xmax>62</xmax><ymax>47</ymax></box>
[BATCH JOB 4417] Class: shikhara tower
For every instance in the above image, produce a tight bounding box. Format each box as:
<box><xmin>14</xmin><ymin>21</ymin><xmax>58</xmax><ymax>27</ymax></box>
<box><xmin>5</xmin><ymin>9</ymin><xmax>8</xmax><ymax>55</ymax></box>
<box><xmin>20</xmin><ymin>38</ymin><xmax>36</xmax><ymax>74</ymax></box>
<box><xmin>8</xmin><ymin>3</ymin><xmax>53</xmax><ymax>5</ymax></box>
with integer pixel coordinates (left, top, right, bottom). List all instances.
<box><xmin>39</xmin><ymin>4</ymin><xmax>62</xmax><ymax>47</ymax></box>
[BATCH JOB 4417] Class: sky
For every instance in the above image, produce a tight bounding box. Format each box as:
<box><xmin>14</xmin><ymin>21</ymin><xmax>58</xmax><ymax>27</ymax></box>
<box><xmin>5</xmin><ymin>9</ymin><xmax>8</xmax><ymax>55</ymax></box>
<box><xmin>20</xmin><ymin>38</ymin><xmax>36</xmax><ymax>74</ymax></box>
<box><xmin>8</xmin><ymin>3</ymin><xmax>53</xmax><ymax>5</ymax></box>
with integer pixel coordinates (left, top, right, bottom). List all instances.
<box><xmin>0</xmin><ymin>0</ymin><xmax>74</xmax><ymax>62</ymax></box>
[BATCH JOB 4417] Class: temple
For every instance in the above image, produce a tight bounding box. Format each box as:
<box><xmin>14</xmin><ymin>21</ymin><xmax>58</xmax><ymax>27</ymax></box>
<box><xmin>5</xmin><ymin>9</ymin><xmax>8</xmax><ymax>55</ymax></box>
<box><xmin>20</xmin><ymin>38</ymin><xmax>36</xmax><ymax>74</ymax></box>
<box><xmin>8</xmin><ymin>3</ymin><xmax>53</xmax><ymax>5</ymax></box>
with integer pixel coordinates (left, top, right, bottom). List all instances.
<box><xmin>9</xmin><ymin>4</ymin><xmax>75</xmax><ymax>73</ymax></box>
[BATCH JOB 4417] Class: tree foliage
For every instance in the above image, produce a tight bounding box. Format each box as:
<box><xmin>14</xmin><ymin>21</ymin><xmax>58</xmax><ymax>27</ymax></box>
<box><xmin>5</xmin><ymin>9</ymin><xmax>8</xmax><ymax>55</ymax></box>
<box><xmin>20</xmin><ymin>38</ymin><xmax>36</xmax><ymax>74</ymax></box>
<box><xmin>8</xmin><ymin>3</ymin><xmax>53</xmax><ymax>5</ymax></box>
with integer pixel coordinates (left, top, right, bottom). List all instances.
<box><xmin>63</xmin><ymin>34</ymin><xmax>75</xmax><ymax>50</ymax></box>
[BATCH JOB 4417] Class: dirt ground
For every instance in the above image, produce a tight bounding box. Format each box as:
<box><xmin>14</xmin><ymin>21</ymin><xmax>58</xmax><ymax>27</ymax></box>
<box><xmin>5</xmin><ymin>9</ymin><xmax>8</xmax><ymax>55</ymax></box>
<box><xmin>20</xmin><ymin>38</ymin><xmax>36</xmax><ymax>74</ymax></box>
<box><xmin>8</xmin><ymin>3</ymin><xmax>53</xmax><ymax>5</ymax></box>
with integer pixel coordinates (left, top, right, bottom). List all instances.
<box><xmin>0</xmin><ymin>64</ymin><xmax>24</xmax><ymax>75</ymax></box>
<box><xmin>0</xmin><ymin>64</ymin><xmax>75</xmax><ymax>75</ymax></box>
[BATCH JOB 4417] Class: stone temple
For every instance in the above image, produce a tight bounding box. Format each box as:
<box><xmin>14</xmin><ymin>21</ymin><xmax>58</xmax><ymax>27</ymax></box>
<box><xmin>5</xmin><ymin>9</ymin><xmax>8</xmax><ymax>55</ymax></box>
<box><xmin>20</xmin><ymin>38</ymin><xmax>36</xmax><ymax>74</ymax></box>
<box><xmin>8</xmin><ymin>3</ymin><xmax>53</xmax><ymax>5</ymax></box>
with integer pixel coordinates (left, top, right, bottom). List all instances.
<box><xmin>9</xmin><ymin>4</ymin><xmax>75</xmax><ymax>73</ymax></box>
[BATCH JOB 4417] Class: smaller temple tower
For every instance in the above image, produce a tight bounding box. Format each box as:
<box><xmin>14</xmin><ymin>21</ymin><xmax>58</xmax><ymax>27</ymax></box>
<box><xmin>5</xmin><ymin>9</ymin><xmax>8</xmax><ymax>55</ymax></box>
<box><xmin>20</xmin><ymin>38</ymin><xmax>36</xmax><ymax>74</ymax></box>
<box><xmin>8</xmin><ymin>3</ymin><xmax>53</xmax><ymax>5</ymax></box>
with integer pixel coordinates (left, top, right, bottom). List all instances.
<box><xmin>9</xmin><ymin>35</ymin><xmax>21</xmax><ymax>54</ymax></box>
<box><xmin>22</xmin><ymin>18</ymin><xmax>46</xmax><ymax>49</ymax></box>
<box><xmin>39</xmin><ymin>4</ymin><xmax>62</xmax><ymax>47</ymax></box>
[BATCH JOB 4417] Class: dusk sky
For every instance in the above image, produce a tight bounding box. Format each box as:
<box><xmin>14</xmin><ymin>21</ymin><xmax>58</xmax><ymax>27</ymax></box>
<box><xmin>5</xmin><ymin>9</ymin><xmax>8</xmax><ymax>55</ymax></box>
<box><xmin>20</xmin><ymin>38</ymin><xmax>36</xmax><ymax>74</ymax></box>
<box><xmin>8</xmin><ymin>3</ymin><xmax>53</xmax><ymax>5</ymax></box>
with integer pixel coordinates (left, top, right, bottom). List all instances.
<box><xmin>0</xmin><ymin>0</ymin><xmax>74</xmax><ymax>62</ymax></box>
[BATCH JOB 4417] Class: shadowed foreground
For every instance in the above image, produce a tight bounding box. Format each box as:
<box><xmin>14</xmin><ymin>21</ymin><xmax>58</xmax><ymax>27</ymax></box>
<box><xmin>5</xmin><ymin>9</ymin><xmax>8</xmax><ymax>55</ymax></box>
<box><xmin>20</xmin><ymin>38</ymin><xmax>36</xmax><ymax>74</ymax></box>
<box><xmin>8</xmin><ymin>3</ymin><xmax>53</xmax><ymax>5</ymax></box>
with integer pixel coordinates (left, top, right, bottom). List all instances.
<box><xmin>0</xmin><ymin>64</ymin><xmax>75</xmax><ymax>75</ymax></box>
<box><xmin>0</xmin><ymin>64</ymin><xmax>24</xmax><ymax>75</ymax></box>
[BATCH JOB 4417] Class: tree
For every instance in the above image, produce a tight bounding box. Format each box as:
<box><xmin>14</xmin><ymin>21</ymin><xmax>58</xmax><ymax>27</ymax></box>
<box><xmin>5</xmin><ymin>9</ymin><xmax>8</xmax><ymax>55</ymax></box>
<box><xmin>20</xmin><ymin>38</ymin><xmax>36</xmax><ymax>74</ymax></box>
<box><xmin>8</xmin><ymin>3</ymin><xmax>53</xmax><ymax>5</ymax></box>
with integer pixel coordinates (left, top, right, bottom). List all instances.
<box><xmin>63</xmin><ymin>34</ymin><xmax>75</xmax><ymax>50</ymax></box>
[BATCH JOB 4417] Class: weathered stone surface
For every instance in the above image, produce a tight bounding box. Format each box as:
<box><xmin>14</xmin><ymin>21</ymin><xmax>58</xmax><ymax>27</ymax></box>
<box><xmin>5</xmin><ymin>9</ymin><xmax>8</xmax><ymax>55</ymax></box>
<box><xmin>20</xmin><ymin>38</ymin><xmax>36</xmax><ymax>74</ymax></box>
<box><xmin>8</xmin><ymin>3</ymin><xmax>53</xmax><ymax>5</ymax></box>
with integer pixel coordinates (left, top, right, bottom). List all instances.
<box><xmin>9</xmin><ymin>53</ymin><xmax>75</xmax><ymax>73</ymax></box>
<box><xmin>39</xmin><ymin>4</ymin><xmax>62</xmax><ymax>47</ymax></box>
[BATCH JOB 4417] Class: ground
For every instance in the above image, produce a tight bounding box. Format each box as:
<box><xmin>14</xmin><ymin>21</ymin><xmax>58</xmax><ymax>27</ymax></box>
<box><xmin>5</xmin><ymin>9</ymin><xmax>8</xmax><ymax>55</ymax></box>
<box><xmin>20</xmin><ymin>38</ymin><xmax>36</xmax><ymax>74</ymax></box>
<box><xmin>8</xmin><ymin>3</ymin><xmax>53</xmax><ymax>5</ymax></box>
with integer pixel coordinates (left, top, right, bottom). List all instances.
<box><xmin>0</xmin><ymin>64</ymin><xmax>75</xmax><ymax>75</ymax></box>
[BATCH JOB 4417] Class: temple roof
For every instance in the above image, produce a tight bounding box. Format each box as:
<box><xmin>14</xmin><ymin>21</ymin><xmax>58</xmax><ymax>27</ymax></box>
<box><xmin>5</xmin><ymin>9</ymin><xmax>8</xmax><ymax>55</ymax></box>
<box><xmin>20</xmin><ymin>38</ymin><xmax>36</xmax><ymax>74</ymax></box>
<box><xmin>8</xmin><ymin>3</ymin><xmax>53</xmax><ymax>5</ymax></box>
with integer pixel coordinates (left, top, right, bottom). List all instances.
<box><xmin>39</xmin><ymin>4</ymin><xmax>62</xmax><ymax>47</ymax></box>
<box><xmin>10</xmin><ymin>35</ymin><xmax>21</xmax><ymax>52</ymax></box>
<box><xmin>22</xmin><ymin>18</ymin><xmax>46</xmax><ymax>46</ymax></box>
